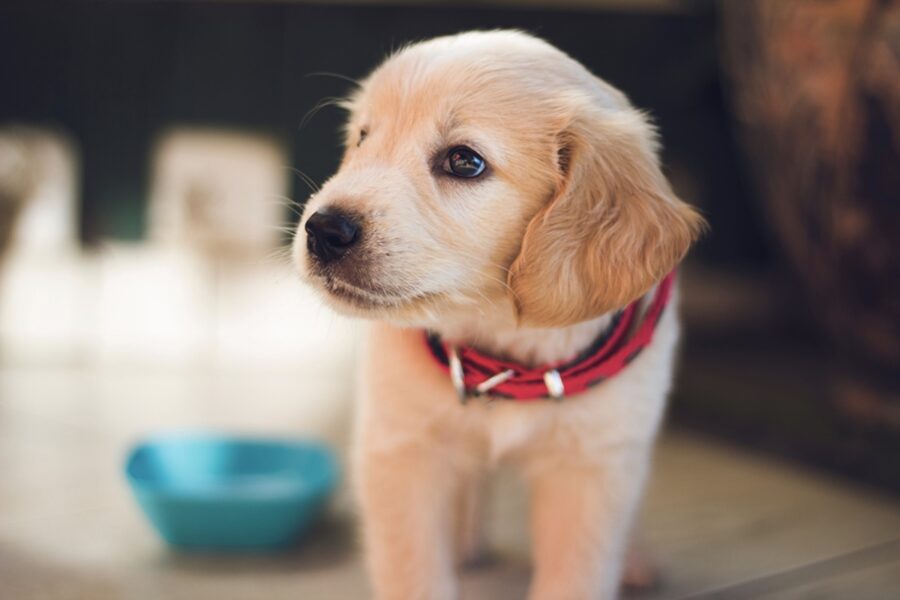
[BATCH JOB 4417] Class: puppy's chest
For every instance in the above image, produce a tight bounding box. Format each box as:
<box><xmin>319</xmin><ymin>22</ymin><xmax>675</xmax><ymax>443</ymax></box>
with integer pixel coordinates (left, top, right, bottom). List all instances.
<box><xmin>463</xmin><ymin>388</ymin><xmax>630</xmax><ymax>464</ymax></box>
<box><xmin>481</xmin><ymin>403</ymin><xmax>552</xmax><ymax>462</ymax></box>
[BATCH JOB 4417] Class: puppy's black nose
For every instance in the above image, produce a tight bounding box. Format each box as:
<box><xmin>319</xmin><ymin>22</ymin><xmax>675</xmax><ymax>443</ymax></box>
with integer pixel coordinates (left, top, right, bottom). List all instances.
<box><xmin>304</xmin><ymin>209</ymin><xmax>361</xmax><ymax>263</ymax></box>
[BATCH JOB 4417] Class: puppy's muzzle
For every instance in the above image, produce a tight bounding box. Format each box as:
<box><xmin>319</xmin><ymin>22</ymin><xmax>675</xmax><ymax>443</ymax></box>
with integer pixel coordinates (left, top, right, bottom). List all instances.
<box><xmin>305</xmin><ymin>208</ymin><xmax>361</xmax><ymax>264</ymax></box>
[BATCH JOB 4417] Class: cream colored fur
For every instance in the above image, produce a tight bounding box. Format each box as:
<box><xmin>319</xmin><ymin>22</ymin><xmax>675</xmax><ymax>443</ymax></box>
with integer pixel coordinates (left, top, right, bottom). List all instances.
<box><xmin>293</xmin><ymin>30</ymin><xmax>704</xmax><ymax>600</ymax></box>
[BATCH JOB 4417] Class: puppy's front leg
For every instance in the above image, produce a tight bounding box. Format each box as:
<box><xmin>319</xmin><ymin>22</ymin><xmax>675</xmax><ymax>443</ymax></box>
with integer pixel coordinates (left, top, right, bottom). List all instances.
<box><xmin>526</xmin><ymin>451</ymin><xmax>649</xmax><ymax>600</ymax></box>
<box><xmin>358</xmin><ymin>445</ymin><xmax>459</xmax><ymax>600</ymax></box>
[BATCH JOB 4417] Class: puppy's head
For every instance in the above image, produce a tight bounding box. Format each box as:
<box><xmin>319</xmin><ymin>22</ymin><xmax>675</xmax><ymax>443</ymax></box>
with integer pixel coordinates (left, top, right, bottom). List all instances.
<box><xmin>294</xmin><ymin>31</ymin><xmax>704</xmax><ymax>328</ymax></box>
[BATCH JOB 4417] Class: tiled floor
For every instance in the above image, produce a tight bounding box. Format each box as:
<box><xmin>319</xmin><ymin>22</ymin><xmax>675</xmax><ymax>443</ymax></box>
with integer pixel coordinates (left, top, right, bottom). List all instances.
<box><xmin>1</xmin><ymin>366</ymin><xmax>898</xmax><ymax>599</ymax></box>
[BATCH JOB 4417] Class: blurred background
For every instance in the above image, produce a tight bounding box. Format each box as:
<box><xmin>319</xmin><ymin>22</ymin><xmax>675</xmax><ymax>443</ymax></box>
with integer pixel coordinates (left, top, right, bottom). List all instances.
<box><xmin>1</xmin><ymin>0</ymin><xmax>898</xmax><ymax>598</ymax></box>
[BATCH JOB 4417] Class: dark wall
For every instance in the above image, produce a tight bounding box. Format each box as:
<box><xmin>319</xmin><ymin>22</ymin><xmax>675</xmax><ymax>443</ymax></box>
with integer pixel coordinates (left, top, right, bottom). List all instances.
<box><xmin>0</xmin><ymin>1</ymin><xmax>764</xmax><ymax>266</ymax></box>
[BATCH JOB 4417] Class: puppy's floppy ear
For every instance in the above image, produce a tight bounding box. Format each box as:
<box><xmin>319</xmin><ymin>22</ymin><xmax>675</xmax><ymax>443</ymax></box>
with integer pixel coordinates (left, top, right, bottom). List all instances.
<box><xmin>508</xmin><ymin>100</ymin><xmax>705</xmax><ymax>327</ymax></box>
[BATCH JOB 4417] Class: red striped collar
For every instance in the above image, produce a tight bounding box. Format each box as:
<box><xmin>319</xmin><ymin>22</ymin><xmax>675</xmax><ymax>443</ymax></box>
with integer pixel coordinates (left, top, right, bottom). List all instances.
<box><xmin>425</xmin><ymin>271</ymin><xmax>676</xmax><ymax>402</ymax></box>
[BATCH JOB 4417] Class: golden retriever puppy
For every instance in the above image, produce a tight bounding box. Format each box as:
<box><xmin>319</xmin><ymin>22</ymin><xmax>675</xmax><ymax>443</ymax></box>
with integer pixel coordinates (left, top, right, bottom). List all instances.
<box><xmin>293</xmin><ymin>30</ymin><xmax>704</xmax><ymax>600</ymax></box>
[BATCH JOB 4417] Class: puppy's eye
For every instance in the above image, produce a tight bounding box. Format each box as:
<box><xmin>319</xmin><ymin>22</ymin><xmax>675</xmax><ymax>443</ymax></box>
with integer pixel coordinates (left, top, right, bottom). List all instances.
<box><xmin>442</xmin><ymin>146</ymin><xmax>486</xmax><ymax>178</ymax></box>
<box><xmin>357</xmin><ymin>129</ymin><xmax>368</xmax><ymax>147</ymax></box>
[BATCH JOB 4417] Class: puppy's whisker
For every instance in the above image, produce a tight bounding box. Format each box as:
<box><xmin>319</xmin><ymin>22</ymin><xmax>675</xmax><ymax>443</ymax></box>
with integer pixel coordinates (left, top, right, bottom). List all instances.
<box><xmin>299</xmin><ymin>96</ymin><xmax>346</xmax><ymax>131</ymax></box>
<box><xmin>269</xmin><ymin>225</ymin><xmax>298</xmax><ymax>235</ymax></box>
<box><xmin>261</xmin><ymin>245</ymin><xmax>295</xmax><ymax>267</ymax></box>
<box><xmin>304</xmin><ymin>71</ymin><xmax>362</xmax><ymax>88</ymax></box>
<box><xmin>268</xmin><ymin>193</ymin><xmax>305</xmax><ymax>207</ymax></box>
<box><xmin>286</xmin><ymin>168</ymin><xmax>321</xmax><ymax>194</ymax></box>
<box><xmin>264</xmin><ymin>193</ymin><xmax>306</xmax><ymax>221</ymax></box>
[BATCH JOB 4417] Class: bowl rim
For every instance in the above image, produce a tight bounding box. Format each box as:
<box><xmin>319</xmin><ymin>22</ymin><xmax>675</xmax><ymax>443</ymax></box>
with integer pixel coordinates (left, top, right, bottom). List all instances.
<box><xmin>124</xmin><ymin>432</ymin><xmax>340</xmax><ymax>501</ymax></box>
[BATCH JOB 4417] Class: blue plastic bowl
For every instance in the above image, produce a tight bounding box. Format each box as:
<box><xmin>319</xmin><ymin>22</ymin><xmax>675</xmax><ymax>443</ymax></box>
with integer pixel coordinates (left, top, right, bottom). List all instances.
<box><xmin>125</xmin><ymin>434</ymin><xmax>339</xmax><ymax>551</ymax></box>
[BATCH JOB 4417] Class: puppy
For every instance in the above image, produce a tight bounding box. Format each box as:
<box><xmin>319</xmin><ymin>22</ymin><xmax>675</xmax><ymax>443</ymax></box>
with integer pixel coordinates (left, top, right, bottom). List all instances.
<box><xmin>294</xmin><ymin>30</ymin><xmax>704</xmax><ymax>600</ymax></box>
